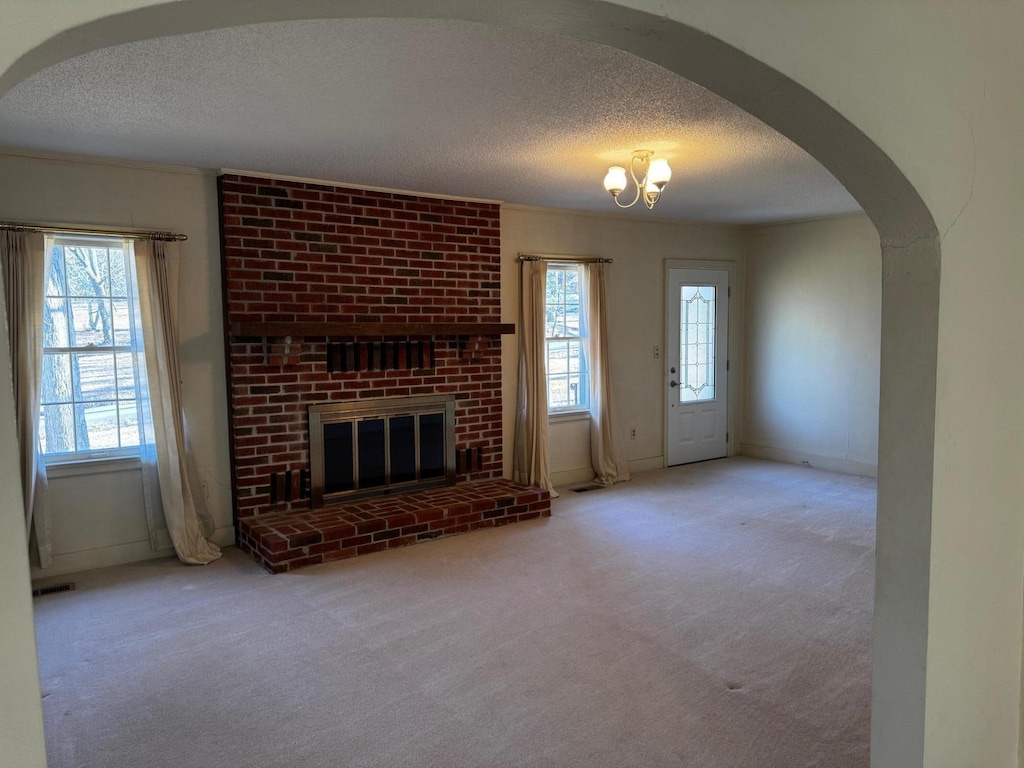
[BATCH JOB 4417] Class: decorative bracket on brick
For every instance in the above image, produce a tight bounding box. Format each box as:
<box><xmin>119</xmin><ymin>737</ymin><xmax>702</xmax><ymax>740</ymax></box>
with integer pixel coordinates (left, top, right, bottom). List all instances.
<box><xmin>459</xmin><ymin>334</ymin><xmax>492</xmax><ymax>361</ymax></box>
<box><xmin>266</xmin><ymin>336</ymin><xmax>302</xmax><ymax>366</ymax></box>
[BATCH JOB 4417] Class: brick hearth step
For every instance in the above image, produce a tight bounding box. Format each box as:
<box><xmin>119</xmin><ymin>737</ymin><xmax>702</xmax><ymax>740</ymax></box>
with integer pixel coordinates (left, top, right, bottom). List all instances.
<box><xmin>238</xmin><ymin>479</ymin><xmax>551</xmax><ymax>573</ymax></box>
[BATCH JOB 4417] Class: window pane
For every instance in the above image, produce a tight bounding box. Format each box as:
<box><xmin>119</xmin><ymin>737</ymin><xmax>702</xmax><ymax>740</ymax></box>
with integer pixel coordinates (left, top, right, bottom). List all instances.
<box><xmin>40</xmin><ymin>404</ymin><xmax>75</xmax><ymax>454</ymax></box>
<box><xmin>568</xmin><ymin>373</ymin><xmax>586</xmax><ymax>407</ymax></box>
<box><xmin>41</xmin><ymin>353</ymin><xmax>73</xmax><ymax>404</ymax></box>
<box><xmin>550</xmin><ymin>305</ymin><xmax>566</xmax><ymax>338</ymax></box>
<box><xmin>564</xmin><ymin>268</ymin><xmax>580</xmax><ymax>303</ymax></box>
<box><xmin>46</xmin><ymin>248</ymin><xmax>66</xmax><ymax>297</ymax></box>
<box><xmin>43</xmin><ymin>298</ymin><xmax>70</xmax><ymax>348</ymax></box>
<box><xmin>70</xmin><ymin>298</ymin><xmax>114</xmax><ymax>347</ymax></box>
<box><xmin>118</xmin><ymin>403</ymin><xmax>140</xmax><ymax>448</ymax></box>
<box><xmin>548</xmin><ymin>375</ymin><xmax>569</xmax><ymax>409</ymax></box>
<box><xmin>116</xmin><ymin>352</ymin><xmax>137</xmax><ymax>399</ymax></box>
<box><xmin>64</xmin><ymin>247</ymin><xmax>110</xmax><ymax>297</ymax></box>
<box><xmin>567</xmin><ymin>340</ymin><xmax>584</xmax><ymax>372</ymax></box>
<box><xmin>547</xmin><ymin>340</ymin><xmax>568</xmax><ymax>374</ymax></box>
<box><xmin>565</xmin><ymin>304</ymin><xmax>580</xmax><ymax>337</ymax></box>
<box><xmin>109</xmin><ymin>250</ymin><xmax>128</xmax><ymax>297</ymax></box>
<box><xmin>76</xmin><ymin>401</ymin><xmax>119</xmax><ymax>451</ymax></box>
<box><xmin>546</xmin><ymin>268</ymin><xmax>565</xmax><ymax>304</ymax></box>
<box><xmin>74</xmin><ymin>352</ymin><xmax>117</xmax><ymax>402</ymax></box>
<box><xmin>111</xmin><ymin>298</ymin><xmax>132</xmax><ymax>346</ymax></box>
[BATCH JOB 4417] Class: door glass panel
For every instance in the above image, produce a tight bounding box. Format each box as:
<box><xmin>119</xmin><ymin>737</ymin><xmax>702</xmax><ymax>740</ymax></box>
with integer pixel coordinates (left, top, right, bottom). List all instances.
<box><xmin>679</xmin><ymin>285</ymin><xmax>716</xmax><ymax>403</ymax></box>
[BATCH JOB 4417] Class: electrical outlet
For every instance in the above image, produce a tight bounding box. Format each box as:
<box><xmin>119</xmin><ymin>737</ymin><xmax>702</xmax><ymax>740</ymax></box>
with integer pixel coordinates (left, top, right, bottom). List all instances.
<box><xmin>653</xmin><ymin>345</ymin><xmax>661</xmax><ymax>359</ymax></box>
<box><xmin>200</xmin><ymin>480</ymin><xmax>210</xmax><ymax>499</ymax></box>
<box><xmin>630</xmin><ymin>427</ymin><xmax>637</xmax><ymax>440</ymax></box>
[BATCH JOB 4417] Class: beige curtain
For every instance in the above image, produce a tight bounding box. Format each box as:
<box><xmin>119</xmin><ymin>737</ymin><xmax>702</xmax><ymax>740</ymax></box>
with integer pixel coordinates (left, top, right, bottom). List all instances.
<box><xmin>513</xmin><ymin>259</ymin><xmax>551</xmax><ymax>490</ymax></box>
<box><xmin>132</xmin><ymin>240</ymin><xmax>220</xmax><ymax>565</ymax></box>
<box><xmin>1</xmin><ymin>230</ymin><xmax>52</xmax><ymax>568</ymax></box>
<box><xmin>582</xmin><ymin>262</ymin><xmax>631</xmax><ymax>485</ymax></box>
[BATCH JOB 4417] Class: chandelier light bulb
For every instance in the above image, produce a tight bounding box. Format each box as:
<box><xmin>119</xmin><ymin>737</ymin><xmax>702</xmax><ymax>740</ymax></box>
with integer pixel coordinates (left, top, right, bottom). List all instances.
<box><xmin>603</xmin><ymin>166</ymin><xmax>628</xmax><ymax>196</ymax></box>
<box><xmin>647</xmin><ymin>158</ymin><xmax>672</xmax><ymax>188</ymax></box>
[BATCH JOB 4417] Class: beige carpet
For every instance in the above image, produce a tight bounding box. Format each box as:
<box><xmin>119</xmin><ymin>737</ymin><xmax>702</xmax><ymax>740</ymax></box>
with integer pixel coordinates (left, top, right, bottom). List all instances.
<box><xmin>33</xmin><ymin>457</ymin><xmax>875</xmax><ymax>768</ymax></box>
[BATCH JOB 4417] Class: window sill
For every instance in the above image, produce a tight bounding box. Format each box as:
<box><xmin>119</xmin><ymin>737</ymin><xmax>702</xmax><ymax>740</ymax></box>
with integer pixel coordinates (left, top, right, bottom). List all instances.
<box><xmin>548</xmin><ymin>409</ymin><xmax>591</xmax><ymax>424</ymax></box>
<box><xmin>45</xmin><ymin>455</ymin><xmax>143</xmax><ymax>479</ymax></box>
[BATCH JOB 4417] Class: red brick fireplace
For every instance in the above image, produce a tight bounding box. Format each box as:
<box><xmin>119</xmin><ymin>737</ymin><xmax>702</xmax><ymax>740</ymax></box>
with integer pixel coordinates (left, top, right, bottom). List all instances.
<box><xmin>218</xmin><ymin>174</ymin><xmax>549</xmax><ymax>572</ymax></box>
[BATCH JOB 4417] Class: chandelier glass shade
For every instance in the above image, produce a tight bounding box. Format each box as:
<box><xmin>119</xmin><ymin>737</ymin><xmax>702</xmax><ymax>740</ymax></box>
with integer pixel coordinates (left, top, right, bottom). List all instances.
<box><xmin>602</xmin><ymin>150</ymin><xmax>672</xmax><ymax>209</ymax></box>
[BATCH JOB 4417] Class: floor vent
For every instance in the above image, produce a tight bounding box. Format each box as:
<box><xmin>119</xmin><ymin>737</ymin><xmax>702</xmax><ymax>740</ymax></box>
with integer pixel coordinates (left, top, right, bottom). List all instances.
<box><xmin>32</xmin><ymin>582</ymin><xmax>76</xmax><ymax>597</ymax></box>
<box><xmin>571</xmin><ymin>484</ymin><xmax>603</xmax><ymax>493</ymax></box>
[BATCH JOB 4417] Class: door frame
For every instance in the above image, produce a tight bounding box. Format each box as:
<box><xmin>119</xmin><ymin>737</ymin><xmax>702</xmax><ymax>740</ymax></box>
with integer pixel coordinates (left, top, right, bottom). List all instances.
<box><xmin>663</xmin><ymin>259</ymin><xmax>740</xmax><ymax>467</ymax></box>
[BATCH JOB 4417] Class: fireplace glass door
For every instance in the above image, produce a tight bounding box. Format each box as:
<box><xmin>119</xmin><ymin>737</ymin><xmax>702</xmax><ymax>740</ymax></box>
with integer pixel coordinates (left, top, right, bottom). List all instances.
<box><xmin>309</xmin><ymin>395</ymin><xmax>456</xmax><ymax>506</ymax></box>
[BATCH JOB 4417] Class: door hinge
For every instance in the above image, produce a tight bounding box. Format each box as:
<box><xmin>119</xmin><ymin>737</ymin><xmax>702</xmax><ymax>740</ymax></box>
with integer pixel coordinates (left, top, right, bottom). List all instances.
<box><xmin>726</xmin><ymin>431</ymin><xmax>729</xmax><ymax>443</ymax></box>
<box><xmin>726</xmin><ymin>359</ymin><xmax>730</xmax><ymax>371</ymax></box>
<box><xmin>728</xmin><ymin>286</ymin><xmax>731</xmax><ymax>297</ymax></box>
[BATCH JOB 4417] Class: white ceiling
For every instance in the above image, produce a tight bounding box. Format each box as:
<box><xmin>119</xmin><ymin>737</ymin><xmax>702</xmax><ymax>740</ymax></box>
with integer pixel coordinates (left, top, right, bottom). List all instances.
<box><xmin>0</xmin><ymin>18</ymin><xmax>861</xmax><ymax>225</ymax></box>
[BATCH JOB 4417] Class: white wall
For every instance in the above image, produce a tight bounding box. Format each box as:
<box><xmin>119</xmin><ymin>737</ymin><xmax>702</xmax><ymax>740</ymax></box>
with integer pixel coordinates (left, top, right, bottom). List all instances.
<box><xmin>501</xmin><ymin>205</ymin><xmax>744</xmax><ymax>486</ymax></box>
<box><xmin>742</xmin><ymin>214</ymin><xmax>879</xmax><ymax>476</ymax></box>
<box><xmin>0</xmin><ymin>262</ymin><xmax>47</xmax><ymax>765</ymax></box>
<box><xmin>0</xmin><ymin>151</ymin><xmax>234</xmax><ymax>576</ymax></box>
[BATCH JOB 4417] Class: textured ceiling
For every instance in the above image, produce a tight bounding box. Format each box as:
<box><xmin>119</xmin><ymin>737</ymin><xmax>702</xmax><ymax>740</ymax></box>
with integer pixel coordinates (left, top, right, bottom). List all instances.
<box><xmin>0</xmin><ymin>19</ymin><xmax>861</xmax><ymax>224</ymax></box>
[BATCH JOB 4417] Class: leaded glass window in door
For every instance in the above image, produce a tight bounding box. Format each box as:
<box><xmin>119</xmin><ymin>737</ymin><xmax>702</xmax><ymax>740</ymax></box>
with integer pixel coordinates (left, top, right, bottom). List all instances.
<box><xmin>678</xmin><ymin>285</ymin><xmax>716</xmax><ymax>402</ymax></box>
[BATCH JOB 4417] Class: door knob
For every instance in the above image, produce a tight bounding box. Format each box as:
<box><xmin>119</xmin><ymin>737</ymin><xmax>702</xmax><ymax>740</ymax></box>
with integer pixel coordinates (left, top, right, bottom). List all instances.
<box><xmin>669</xmin><ymin>380</ymin><xmax>678</xmax><ymax>388</ymax></box>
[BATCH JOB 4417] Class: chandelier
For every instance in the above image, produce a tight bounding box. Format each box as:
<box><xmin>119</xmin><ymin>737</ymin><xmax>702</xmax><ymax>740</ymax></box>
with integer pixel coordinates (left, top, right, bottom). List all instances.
<box><xmin>602</xmin><ymin>150</ymin><xmax>672</xmax><ymax>209</ymax></box>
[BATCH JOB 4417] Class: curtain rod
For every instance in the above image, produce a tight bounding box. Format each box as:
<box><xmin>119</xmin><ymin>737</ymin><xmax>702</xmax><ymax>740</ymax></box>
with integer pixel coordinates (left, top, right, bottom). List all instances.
<box><xmin>0</xmin><ymin>221</ymin><xmax>187</xmax><ymax>242</ymax></box>
<box><xmin>517</xmin><ymin>254</ymin><xmax>613</xmax><ymax>264</ymax></box>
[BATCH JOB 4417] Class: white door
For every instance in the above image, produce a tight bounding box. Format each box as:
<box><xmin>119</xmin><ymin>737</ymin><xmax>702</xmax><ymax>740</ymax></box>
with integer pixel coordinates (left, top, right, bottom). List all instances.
<box><xmin>666</xmin><ymin>268</ymin><xmax>729</xmax><ymax>466</ymax></box>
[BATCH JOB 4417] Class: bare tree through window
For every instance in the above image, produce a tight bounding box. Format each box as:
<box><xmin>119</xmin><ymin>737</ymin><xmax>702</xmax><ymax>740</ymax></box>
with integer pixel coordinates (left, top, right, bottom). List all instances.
<box><xmin>544</xmin><ymin>265</ymin><xmax>588</xmax><ymax>411</ymax></box>
<box><xmin>40</xmin><ymin>239</ymin><xmax>144</xmax><ymax>459</ymax></box>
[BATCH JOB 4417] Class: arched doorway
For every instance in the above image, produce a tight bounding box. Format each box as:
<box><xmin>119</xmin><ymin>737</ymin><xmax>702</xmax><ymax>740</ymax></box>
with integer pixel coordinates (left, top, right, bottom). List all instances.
<box><xmin>0</xmin><ymin>3</ymin><xmax>941</xmax><ymax>765</ymax></box>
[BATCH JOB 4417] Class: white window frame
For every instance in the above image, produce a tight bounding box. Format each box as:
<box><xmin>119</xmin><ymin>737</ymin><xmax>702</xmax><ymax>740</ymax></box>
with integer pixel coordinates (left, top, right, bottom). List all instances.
<box><xmin>544</xmin><ymin>263</ymin><xmax>590</xmax><ymax>416</ymax></box>
<box><xmin>40</xmin><ymin>235</ymin><xmax>146</xmax><ymax>466</ymax></box>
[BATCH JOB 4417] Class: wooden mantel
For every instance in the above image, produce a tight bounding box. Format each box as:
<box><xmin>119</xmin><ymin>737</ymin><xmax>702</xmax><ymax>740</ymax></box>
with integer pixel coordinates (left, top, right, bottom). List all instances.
<box><xmin>230</xmin><ymin>322</ymin><xmax>515</xmax><ymax>339</ymax></box>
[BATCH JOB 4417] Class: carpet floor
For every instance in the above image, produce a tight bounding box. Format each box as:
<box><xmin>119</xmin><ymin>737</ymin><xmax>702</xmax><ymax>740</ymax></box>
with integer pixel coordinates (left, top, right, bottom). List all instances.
<box><xmin>33</xmin><ymin>457</ymin><xmax>875</xmax><ymax>768</ymax></box>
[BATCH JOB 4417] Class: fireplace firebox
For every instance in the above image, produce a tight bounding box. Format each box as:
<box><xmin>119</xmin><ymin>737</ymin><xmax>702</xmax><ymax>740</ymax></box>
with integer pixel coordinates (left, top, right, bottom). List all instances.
<box><xmin>308</xmin><ymin>395</ymin><xmax>456</xmax><ymax>507</ymax></box>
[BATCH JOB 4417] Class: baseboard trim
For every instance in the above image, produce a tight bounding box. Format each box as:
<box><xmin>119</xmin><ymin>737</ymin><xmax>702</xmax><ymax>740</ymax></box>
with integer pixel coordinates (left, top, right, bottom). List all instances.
<box><xmin>32</xmin><ymin>525</ymin><xmax>237</xmax><ymax>578</ymax></box>
<box><xmin>32</xmin><ymin>539</ymin><xmax>175</xmax><ymax>579</ymax></box>
<box><xmin>628</xmin><ymin>456</ymin><xmax>665</xmax><ymax>474</ymax></box>
<box><xmin>550</xmin><ymin>467</ymin><xmax>597</xmax><ymax>488</ymax></box>
<box><xmin>739</xmin><ymin>443</ymin><xmax>877</xmax><ymax>478</ymax></box>
<box><xmin>551</xmin><ymin>456</ymin><xmax>665</xmax><ymax>488</ymax></box>
<box><xmin>212</xmin><ymin>526</ymin><xmax>237</xmax><ymax>547</ymax></box>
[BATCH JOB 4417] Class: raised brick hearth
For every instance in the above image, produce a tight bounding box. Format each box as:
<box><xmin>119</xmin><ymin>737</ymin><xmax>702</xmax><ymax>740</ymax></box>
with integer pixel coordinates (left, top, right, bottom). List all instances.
<box><xmin>219</xmin><ymin>174</ymin><xmax>550</xmax><ymax>572</ymax></box>
<box><xmin>239</xmin><ymin>480</ymin><xmax>550</xmax><ymax>573</ymax></box>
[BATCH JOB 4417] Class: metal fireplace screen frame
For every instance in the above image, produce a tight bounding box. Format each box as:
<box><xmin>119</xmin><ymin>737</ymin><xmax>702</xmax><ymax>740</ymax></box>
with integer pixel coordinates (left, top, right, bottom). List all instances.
<box><xmin>308</xmin><ymin>394</ymin><xmax>456</xmax><ymax>507</ymax></box>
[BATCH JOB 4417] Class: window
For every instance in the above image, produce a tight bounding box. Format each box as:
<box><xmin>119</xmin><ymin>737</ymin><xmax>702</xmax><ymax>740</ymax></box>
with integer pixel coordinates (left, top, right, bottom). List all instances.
<box><xmin>544</xmin><ymin>264</ymin><xmax>589</xmax><ymax>412</ymax></box>
<box><xmin>678</xmin><ymin>285</ymin><xmax>717</xmax><ymax>402</ymax></box>
<box><xmin>40</xmin><ymin>237</ymin><xmax>146</xmax><ymax>461</ymax></box>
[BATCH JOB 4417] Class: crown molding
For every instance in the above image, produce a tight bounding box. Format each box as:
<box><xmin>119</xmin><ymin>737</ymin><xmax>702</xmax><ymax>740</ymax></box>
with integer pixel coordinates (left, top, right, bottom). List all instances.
<box><xmin>220</xmin><ymin>168</ymin><xmax>503</xmax><ymax>205</ymax></box>
<box><xmin>0</xmin><ymin>145</ymin><xmax>212</xmax><ymax>176</ymax></box>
